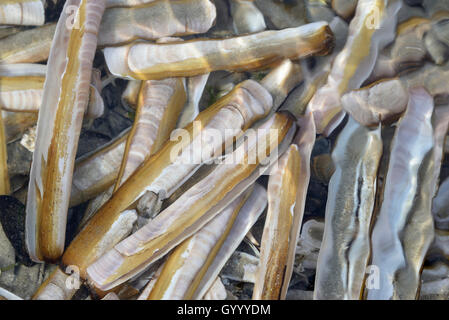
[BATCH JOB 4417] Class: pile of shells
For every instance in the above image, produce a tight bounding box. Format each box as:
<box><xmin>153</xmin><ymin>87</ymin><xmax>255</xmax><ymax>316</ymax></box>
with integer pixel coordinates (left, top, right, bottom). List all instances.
<box><xmin>0</xmin><ymin>0</ymin><xmax>448</xmax><ymax>300</ymax></box>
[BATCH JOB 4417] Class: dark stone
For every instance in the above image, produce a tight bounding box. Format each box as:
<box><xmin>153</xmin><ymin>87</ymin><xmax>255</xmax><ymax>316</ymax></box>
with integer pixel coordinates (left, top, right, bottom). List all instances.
<box><xmin>0</xmin><ymin>196</ymin><xmax>35</xmax><ymax>267</ymax></box>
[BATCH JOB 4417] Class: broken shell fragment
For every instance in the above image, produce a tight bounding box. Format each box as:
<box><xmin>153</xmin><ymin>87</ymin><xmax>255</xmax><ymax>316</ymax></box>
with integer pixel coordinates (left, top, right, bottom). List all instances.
<box><xmin>25</xmin><ymin>0</ymin><xmax>107</xmax><ymax>263</ymax></box>
<box><xmin>104</xmin><ymin>21</ymin><xmax>334</xmax><ymax>80</ymax></box>
<box><xmin>314</xmin><ymin>117</ymin><xmax>382</xmax><ymax>300</ymax></box>
<box><xmin>32</xmin><ymin>267</ymin><xmax>77</xmax><ymax>300</ymax></box>
<box><xmin>367</xmin><ymin>88</ymin><xmax>439</xmax><ymax>300</ymax></box>
<box><xmin>85</xmin><ymin>113</ymin><xmax>295</xmax><ymax>290</ymax></box>
<box><xmin>98</xmin><ymin>0</ymin><xmax>216</xmax><ymax>46</ymax></box>
<box><xmin>0</xmin><ymin>23</ymin><xmax>55</xmax><ymax>64</ymax></box>
<box><xmin>0</xmin><ymin>0</ymin><xmax>45</xmax><ymax>26</ymax></box>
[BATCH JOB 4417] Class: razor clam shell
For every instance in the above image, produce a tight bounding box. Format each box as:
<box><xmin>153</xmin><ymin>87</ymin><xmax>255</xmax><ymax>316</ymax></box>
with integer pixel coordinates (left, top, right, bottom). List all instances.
<box><xmin>85</xmin><ymin>114</ymin><xmax>295</xmax><ymax>290</ymax></box>
<box><xmin>98</xmin><ymin>0</ymin><xmax>216</xmax><ymax>46</ymax></box>
<box><xmin>0</xmin><ymin>26</ymin><xmax>25</xmax><ymax>40</ymax></box>
<box><xmin>104</xmin><ymin>21</ymin><xmax>334</xmax><ymax>80</ymax></box>
<box><xmin>32</xmin><ymin>267</ymin><xmax>77</xmax><ymax>300</ymax></box>
<box><xmin>0</xmin><ymin>23</ymin><xmax>55</xmax><ymax>64</ymax></box>
<box><xmin>194</xmin><ymin>184</ymin><xmax>267</xmax><ymax>299</ymax></box>
<box><xmin>0</xmin><ymin>286</ymin><xmax>22</xmax><ymax>300</ymax></box>
<box><xmin>146</xmin><ymin>188</ymin><xmax>252</xmax><ymax>299</ymax></box>
<box><xmin>26</xmin><ymin>0</ymin><xmax>106</xmax><ymax>262</ymax></box>
<box><xmin>116</xmin><ymin>78</ymin><xmax>186</xmax><ymax>189</ymax></box>
<box><xmin>230</xmin><ymin>0</ymin><xmax>266</xmax><ymax>35</ymax></box>
<box><xmin>314</xmin><ymin>117</ymin><xmax>382</xmax><ymax>300</ymax></box>
<box><xmin>0</xmin><ymin>0</ymin><xmax>45</xmax><ymax>26</ymax></box>
<box><xmin>0</xmin><ymin>64</ymin><xmax>103</xmax><ymax>116</ymax></box>
<box><xmin>0</xmin><ymin>64</ymin><xmax>45</xmax><ymax>112</ymax></box>
<box><xmin>203</xmin><ymin>277</ymin><xmax>227</xmax><ymax>300</ymax></box>
<box><xmin>0</xmin><ymin>111</ymin><xmax>10</xmax><ymax>195</ymax></box>
<box><xmin>307</xmin><ymin>0</ymin><xmax>402</xmax><ymax>135</ymax></box>
<box><xmin>177</xmin><ymin>73</ymin><xmax>210</xmax><ymax>129</ymax></box>
<box><xmin>367</xmin><ymin>88</ymin><xmax>437</xmax><ymax>300</ymax></box>
<box><xmin>341</xmin><ymin>78</ymin><xmax>408</xmax><ymax>127</ymax></box>
<box><xmin>254</xmin><ymin>0</ymin><xmax>307</xmax><ymax>29</ymax></box>
<box><xmin>62</xmin><ymin>79</ymin><xmax>273</xmax><ymax>279</ymax></box>
<box><xmin>70</xmin><ymin>129</ymin><xmax>129</xmax><ymax>208</ymax></box>
<box><xmin>105</xmin><ymin>0</ymin><xmax>156</xmax><ymax>8</ymax></box>
<box><xmin>253</xmin><ymin>143</ymin><xmax>301</xmax><ymax>299</ymax></box>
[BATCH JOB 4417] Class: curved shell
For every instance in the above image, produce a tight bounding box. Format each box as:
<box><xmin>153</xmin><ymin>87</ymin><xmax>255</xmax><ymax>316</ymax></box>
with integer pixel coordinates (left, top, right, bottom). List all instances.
<box><xmin>104</xmin><ymin>21</ymin><xmax>334</xmax><ymax>80</ymax></box>
<box><xmin>0</xmin><ymin>0</ymin><xmax>45</xmax><ymax>26</ymax></box>
<box><xmin>99</xmin><ymin>0</ymin><xmax>216</xmax><ymax>46</ymax></box>
<box><xmin>0</xmin><ymin>23</ymin><xmax>55</xmax><ymax>64</ymax></box>
<box><xmin>25</xmin><ymin>0</ymin><xmax>106</xmax><ymax>262</ymax></box>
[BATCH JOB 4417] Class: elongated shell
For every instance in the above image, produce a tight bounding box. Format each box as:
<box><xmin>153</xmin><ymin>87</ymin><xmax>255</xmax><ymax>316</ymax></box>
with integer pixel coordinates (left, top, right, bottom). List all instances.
<box><xmin>367</xmin><ymin>88</ymin><xmax>437</xmax><ymax>300</ymax></box>
<box><xmin>0</xmin><ymin>0</ymin><xmax>45</xmax><ymax>26</ymax></box>
<box><xmin>0</xmin><ymin>23</ymin><xmax>55</xmax><ymax>64</ymax></box>
<box><xmin>115</xmin><ymin>78</ymin><xmax>186</xmax><ymax>189</ymax></box>
<box><xmin>253</xmin><ymin>145</ymin><xmax>301</xmax><ymax>300</ymax></box>
<box><xmin>62</xmin><ymin>79</ymin><xmax>273</xmax><ymax>279</ymax></box>
<box><xmin>146</xmin><ymin>187</ymin><xmax>253</xmax><ymax>299</ymax></box>
<box><xmin>193</xmin><ymin>184</ymin><xmax>267</xmax><ymax>299</ymax></box>
<box><xmin>25</xmin><ymin>0</ymin><xmax>106</xmax><ymax>263</ymax></box>
<box><xmin>0</xmin><ymin>64</ymin><xmax>46</xmax><ymax>112</ymax></box>
<box><xmin>0</xmin><ymin>111</ymin><xmax>10</xmax><ymax>195</ymax></box>
<box><xmin>104</xmin><ymin>21</ymin><xmax>334</xmax><ymax>80</ymax></box>
<box><xmin>98</xmin><ymin>0</ymin><xmax>216</xmax><ymax>46</ymax></box>
<box><xmin>106</xmin><ymin>0</ymin><xmax>156</xmax><ymax>8</ymax></box>
<box><xmin>314</xmin><ymin>117</ymin><xmax>382</xmax><ymax>300</ymax></box>
<box><xmin>307</xmin><ymin>0</ymin><xmax>402</xmax><ymax>135</ymax></box>
<box><xmin>86</xmin><ymin>113</ymin><xmax>295</xmax><ymax>290</ymax></box>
